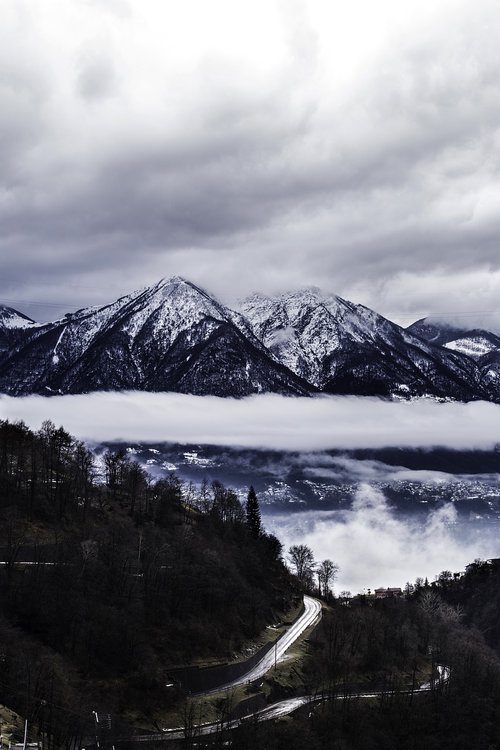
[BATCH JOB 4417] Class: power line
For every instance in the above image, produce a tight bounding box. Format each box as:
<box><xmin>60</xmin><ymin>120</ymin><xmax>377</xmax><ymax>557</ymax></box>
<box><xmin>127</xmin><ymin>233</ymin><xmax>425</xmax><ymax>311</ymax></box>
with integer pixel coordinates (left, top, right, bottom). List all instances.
<box><xmin>3</xmin><ymin>295</ymin><xmax>500</xmax><ymax>325</ymax></box>
<box><xmin>0</xmin><ymin>298</ymin><xmax>82</xmax><ymax>310</ymax></box>
<box><xmin>394</xmin><ymin>312</ymin><xmax>500</xmax><ymax>320</ymax></box>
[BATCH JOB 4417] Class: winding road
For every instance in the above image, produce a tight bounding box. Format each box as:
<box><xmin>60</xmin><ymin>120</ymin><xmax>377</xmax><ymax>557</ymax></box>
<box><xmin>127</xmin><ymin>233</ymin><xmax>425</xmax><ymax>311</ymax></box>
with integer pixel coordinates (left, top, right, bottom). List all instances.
<box><xmin>128</xmin><ymin>666</ymin><xmax>451</xmax><ymax>742</ymax></box>
<box><xmin>200</xmin><ymin>594</ymin><xmax>322</xmax><ymax>695</ymax></box>
<box><xmin>110</xmin><ymin>599</ymin><xmax>449</xmax><ymax>744</ymax></box>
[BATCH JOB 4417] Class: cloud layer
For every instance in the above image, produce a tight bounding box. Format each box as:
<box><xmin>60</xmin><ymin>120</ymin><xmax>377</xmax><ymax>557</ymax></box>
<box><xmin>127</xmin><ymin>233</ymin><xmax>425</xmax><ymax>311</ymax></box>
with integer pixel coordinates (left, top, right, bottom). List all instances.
<box><xmin>2</xmin><ymin>392</ymin><xmax>500</xmax><ymax>451</ymax></box>
<box><xmin>3</xmin><ymin>391</ymin><xmax>498</xmax><ymax>590</ymax></box>
<box><xmin>269</xmin><ymin>484</ymin><xmax>499</xmax><ymax>592</ymax></box>
<box><xmin>2</xmin><ymin>1</ymin><xmax>500</xmax><ymax>325</ymax></box>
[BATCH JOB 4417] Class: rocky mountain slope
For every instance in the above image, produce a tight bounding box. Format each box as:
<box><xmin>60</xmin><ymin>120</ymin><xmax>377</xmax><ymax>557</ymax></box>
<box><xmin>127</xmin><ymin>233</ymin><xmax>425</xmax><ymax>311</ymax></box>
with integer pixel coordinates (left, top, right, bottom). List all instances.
<box><xmin>0</xmin><ymin>278</ymin><xmax>496</xmax><ymax>401</ymax></box>
<box><xmin>240</xmin><ymin>290</ymin><xmax>488</xmax><ymax>400</ymax></box>
<box><xmin>407</xmin><ymin>317</ymin><xmax>500</xmax><ymax>394</ymax></box>
<box><xmin>0</xmin><ymin>278</ymin><xmax>313</xmax><ymax>397</ymax></box>
<box><xmin>0</xmin><ymin>305</ymin><xmax>36</xmax><ymax>355</ymax></box>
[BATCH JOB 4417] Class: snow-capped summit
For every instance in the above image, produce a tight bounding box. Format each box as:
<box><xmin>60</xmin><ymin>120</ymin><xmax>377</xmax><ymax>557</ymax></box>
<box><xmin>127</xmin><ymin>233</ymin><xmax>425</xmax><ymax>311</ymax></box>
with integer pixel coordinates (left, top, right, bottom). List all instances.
<box><xmin>407</xmin><ymin>317</ymin><xmax>500</xmax><ymax>360</ymax></box>
<box><xmin>0</xmin><ymin>278</ymin><xmax>313</xmax><ymax>397</ymax></box>
<box><xmin>241</xmin><ymin>288</ymin><xmax>485</xmax><ymax>400</ymax></box>
<box><xmin>0</xmin><ymin>305</ymin><xmax>36</xmax><ymax>329</ymax></box>
<box><xmin>0</xmin><ymin>305</ymin><xmax>36</xmax><ymax>354</ymax></box>
<box><xmin>407</xmin><ymin>317</ymin><xmax>500</xmax><ymax>397</ymax></box>
<box><xmin>0</xmin><ymin>278</ymin><xmax>496</xmax><ymax>401</ymax></box>
<box><xmin>241</xmin><ymin>288</ymin><xmax>357</xmax><ymax>386</ymax></box>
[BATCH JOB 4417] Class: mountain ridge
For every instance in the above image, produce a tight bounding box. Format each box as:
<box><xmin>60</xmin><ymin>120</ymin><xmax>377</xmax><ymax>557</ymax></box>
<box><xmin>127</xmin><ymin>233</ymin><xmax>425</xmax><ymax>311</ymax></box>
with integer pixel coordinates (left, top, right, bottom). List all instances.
<box><xmin>240</xmin><ymin>288</ymin><xmax>488</xmax><ymax>400</ymax></box>
<box><xmin>0</xmin><ymin>278</ymin><xmax>497</xmax><ymax>401</ymax></box>
<box><xmin>407</xmin><ymin>316</ymin><xmax>500</xmax><ymax>395</ymax></box>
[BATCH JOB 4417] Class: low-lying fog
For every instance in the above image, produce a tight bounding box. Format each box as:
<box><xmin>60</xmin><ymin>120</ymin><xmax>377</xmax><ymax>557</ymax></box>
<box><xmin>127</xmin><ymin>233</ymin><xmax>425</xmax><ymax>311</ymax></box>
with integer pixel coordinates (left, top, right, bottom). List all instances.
<box><xmin>266</xmin><ymin>485</ymin><xmax>500</xmax><ymax>593</ymax></box>
<box><xmin>2</xmin><ymin>391</ymin><xmax>500</xmax><ymax>451</ymax></box>
<box><xmin>2</xmin><ymin>392</ymin><xmax>500</xmax><ymax>592</ymax></box>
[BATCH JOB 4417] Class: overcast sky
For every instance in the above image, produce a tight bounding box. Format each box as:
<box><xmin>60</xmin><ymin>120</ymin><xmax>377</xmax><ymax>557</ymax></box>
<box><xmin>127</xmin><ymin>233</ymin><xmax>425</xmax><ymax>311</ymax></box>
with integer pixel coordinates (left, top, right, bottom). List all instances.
<box><xmin>3</xmin><ymin>0</ymin><xmax>500</xmax><ymax>327</ymax></box>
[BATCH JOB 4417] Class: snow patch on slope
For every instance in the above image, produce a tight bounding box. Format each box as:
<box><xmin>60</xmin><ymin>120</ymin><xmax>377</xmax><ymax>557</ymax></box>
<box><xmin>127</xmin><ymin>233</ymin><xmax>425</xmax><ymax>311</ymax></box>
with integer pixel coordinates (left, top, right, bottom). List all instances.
<box><xmin>445</xmin><ymin>337</ymin><xmax>497</xmax><ymax>358</ymax></box>
<box><xmin>0</xmin><ymin>306</ymin><xmax>36</xmax><ymax>329</ymax></box>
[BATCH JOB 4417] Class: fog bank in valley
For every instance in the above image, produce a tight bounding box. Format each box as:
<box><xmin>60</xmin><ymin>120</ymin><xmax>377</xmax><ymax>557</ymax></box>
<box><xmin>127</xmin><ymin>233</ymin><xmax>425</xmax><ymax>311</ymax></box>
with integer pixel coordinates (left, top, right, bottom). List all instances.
<box><xmin>3</xmin><ymin>392</ymin><xmax>499</xmax><ymax>592</ymax></box>
<box><xmin>268</xmin><ymin>485</ymin><xmax>500</xmax><ymax>593</ymax></box>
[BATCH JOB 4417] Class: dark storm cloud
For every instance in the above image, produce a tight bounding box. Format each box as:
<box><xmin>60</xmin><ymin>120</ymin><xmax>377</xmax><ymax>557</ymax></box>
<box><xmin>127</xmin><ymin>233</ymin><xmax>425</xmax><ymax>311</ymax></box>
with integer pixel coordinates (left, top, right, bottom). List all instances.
<box><xmin>2</xmin><ymin>1</ymin><xmax>500</xmax><ymax>322</ymax></box>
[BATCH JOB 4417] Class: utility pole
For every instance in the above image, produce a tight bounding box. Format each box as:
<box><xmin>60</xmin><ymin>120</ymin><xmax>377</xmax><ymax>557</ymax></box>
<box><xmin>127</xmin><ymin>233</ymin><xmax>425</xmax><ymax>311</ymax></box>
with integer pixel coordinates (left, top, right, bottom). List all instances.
<box><xmin>92</xmin><ymin>711</ymin><xmax>100</xmax><ymax>750</ymax></box>
<box><xmin>137</xmin><ymin>532</ymin><xmax>142</xmax><ymax>567</ymax></box>
<box><xmin>22</xmin><ymin>720</ymin><xmax>28</xmax><ymax>750</ymax></box>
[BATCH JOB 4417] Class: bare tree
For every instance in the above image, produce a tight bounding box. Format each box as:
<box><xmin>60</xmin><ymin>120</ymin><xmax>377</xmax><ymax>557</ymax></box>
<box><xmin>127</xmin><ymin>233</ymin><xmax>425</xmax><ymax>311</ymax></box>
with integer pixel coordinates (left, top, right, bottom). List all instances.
<box><xmin>418</xmin><ymin>589</ymin><xmax>441</xmax><ymax>618</ymax></box>
<box><xmin>317</xmin><ymin>559</ymin><xmax>339</xmax><ymax>598</ymax></box>
<box><xmin>288</xmin><ymin>544</ymin><xmax>315</xmax><ymax>586</ymax></box>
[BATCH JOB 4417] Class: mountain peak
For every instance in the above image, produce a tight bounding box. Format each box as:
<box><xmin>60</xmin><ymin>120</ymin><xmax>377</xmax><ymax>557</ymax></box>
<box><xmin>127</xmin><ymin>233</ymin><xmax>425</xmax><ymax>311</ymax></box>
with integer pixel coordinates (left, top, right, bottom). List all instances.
<box><xmin>0</xmin><ymin>278</ymin><xmax>495</xmax><ymax>402</ymax></box>
<box><xmin>407</xmin><ymin>316</ymin><xmax>500</xmax><ymax>361</ymax></box>
<box><xmin>153</xmin><ymin>276</ymin><xmax>218</xmax><ymax>304</ymax></box>
<box><xmin>244</xmin><ymin>286</ymin><xmax>324</xmax><ymax>302</ymax></box>
<box><xmin>157</xmin><ymin>275</ymin><xmax>189</xmax><ymax>288</ymax></box>
<box><xmin>0</xmin><ymin>305</ymin><xmax>36</xmax><ymax>328</ymax></box>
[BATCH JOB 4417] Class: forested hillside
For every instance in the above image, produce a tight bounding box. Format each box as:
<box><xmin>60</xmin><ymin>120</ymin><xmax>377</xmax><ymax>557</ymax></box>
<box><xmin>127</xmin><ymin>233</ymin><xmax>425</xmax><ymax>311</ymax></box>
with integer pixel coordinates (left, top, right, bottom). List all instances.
<box><xmin>3</xmin><ymin>418</ymin><xmax>500</xmax><ymax>750</ymax></box>
<box><xmin>0</xmin><ymin>419</ymin><xmax>298</xmax><ymax>747</ymax></box>
<box><xmin>228</xmin><ymin>582</ymin><xmax>500</xmax><ymax>750</ymax></box>
<box><xmin>438</xmin><ymin>557</ymin><xmax>500</xmax><ymax>656</ymax></box>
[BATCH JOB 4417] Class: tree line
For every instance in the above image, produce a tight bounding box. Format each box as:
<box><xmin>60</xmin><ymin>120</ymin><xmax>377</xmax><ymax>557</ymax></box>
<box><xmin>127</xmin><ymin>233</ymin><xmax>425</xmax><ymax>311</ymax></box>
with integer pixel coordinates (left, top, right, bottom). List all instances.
<box><xmin>287</xmin><ymin>543</ymin><xmax>339</xmax><ymax>599</ymax></box>
<box><xmin>224</xmin><ymin>568</ymin><xmax>500</xmax><ymax>750</ymax></box>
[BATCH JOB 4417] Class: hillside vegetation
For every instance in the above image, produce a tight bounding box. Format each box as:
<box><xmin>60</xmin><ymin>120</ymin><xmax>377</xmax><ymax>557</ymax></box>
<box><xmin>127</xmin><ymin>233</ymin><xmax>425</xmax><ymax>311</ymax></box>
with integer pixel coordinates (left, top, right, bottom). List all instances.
<box><xmin>0</xmin><ymin>419</ymin><xmax>298</xmax><ymax>747</ymax></box>
<box><xmin>224</xmin><ymin>565</ymin><xmax>500</xmax><ymax>750</ymax></box>
<box><xmin>3</xmin><ymin>418</ymin><xmax>500</xmax><ymax>749</ymax></box>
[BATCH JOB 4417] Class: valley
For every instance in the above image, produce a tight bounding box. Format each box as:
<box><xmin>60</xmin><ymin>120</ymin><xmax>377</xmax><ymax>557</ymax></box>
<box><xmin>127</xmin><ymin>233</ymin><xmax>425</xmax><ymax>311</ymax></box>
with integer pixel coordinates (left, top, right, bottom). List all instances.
<box><xmin>100</xmin><ymin>440</ymin><xmax>500</xmax><ymax>518</ymax></box>
<box><xmin>96</xmin><ymin>440</ymin><xmax>500</xmax><ymax>593</ymax></box>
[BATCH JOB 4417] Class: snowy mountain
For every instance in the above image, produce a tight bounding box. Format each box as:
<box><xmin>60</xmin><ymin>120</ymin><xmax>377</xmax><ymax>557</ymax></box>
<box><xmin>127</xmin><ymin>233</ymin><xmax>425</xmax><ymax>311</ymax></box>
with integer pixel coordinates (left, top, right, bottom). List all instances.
<box><xmin>0</xmin><ymin>278</ymin><xmax>496</xmax><ymax>401</ymax></box>
<box><xmin>0</xmin><ymin>305</ymin><xmax>36</xmax><ymax>329</ymax></box>
<box><xmin>0</xmin><ymin>278</ymin><xmax>313</xmax><ymax>397</ymax></box>
<box><xmin>0</xmin><ymin>305</ymin><xmax>36</xmax><ymax>355</ymax></box>
<box><xmin>407</xmin><ymin>318</ymin><xmax>500</xmax><ymax>359</ymax></box>
<box><xmin>407</xmin><ymin>317</ymin><xmax>500</xmax><ymax>395</ymax></box>
<box><xmin>240</xmin><ymin>289</ymin><xmax>487</xmax><ymax>400</ymax></box>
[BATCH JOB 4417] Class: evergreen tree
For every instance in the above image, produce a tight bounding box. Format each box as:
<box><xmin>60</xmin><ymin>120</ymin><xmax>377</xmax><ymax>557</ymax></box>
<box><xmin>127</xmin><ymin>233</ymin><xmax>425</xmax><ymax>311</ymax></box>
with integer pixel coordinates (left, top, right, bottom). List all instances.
<box><xmin>245</xmin><ymin>485</ymin><xmax>262</xmax><ymax>538</ymax></box>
